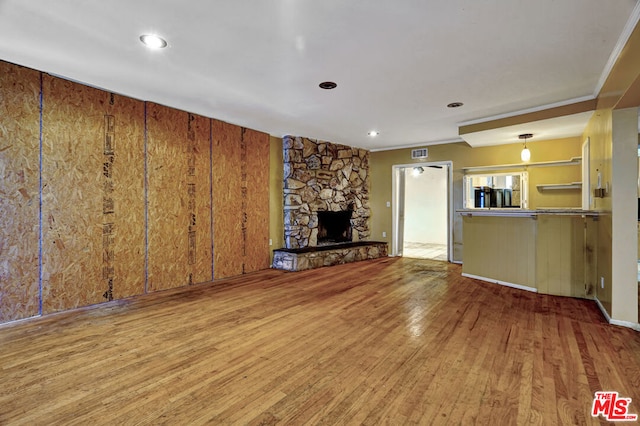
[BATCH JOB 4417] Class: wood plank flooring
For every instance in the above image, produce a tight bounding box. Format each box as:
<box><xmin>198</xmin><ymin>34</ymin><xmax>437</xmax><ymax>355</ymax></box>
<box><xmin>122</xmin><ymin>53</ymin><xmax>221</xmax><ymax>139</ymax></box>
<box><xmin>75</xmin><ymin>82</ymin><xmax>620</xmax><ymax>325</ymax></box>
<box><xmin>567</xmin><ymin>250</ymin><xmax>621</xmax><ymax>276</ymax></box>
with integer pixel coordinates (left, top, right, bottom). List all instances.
<box><xmin>1</xmin><ymin>257</ymin><xmax>639</xmax><ymax>425</ymax></box>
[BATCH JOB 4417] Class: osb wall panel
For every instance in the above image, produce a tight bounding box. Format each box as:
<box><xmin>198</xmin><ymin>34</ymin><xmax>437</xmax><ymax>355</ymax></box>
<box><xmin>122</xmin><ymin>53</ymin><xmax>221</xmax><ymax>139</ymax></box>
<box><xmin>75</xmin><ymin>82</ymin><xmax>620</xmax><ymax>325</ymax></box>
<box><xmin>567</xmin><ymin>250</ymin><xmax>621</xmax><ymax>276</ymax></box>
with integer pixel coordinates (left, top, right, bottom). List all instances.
<box><xmin>42</xmin><ymin>76</ymin><xmax>102</xmax><ymax>313</ymax></box>
<box><xmin>193</xmin><ymin>115</ymin><xmax>213</xmax><ymax>284</ymax></box>
<box><xmin>0</xmin><ymin>62</ymin><xmax>41</xmax><ymax>322</ymax></box>
<box><xmin>41</xmin><ymin>75</ymin><xmax>146</xmax><ymax>314</ymax></box>
<box><xmin>147</xmin><ymin>104</ymin><xmax>212</xmax><ymax>291</ymax></box>
<box><xmin>212</xmin><ymin>119</ymin><xmax>244</xmax><ymax>279</ymax></box>
<box><xmin>243</xmin><ymin>128</ymin><xmax>270</xmax><ymax>273</ymax></box>
<box><xmin>102</xmin><ymin>93</ymin><xmax>145</xmax><ymax>301</ymax></box>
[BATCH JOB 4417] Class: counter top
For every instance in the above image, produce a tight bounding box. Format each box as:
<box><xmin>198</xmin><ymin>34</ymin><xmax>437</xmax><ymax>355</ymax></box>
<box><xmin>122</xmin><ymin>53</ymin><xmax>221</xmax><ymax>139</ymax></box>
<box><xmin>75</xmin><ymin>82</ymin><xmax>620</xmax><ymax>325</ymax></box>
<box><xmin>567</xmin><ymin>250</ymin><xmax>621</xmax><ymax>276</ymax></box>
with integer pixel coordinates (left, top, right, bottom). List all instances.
<box><xmin>457</xmin><ymin>208</ymin><xmax>600</xmax><ymax>217</ymax></box>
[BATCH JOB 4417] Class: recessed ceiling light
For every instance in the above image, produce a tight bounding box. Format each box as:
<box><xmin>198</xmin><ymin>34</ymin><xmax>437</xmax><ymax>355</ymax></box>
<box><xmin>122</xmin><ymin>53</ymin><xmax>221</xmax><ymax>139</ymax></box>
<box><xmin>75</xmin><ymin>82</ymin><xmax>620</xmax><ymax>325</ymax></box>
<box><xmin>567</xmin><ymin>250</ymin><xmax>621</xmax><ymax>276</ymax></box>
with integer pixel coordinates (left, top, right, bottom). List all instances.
<box><xmin>140</xmin><ymin>34</ymin><xmax>167</xmax><ymax>49</ymax></box>
<box><xmin>447</xmin><ymin>102</ymin><xmax>464</xmax><ymax>108</ymax></box>
<box><xmin>319</xmin><ymin>81</ymin><xmax>337</xmax><ymax>90</ymax></box>
<box><xmin>368</xmin><ymin>131</ymin><xmax>379</xmax><ymax>137</ymax></box>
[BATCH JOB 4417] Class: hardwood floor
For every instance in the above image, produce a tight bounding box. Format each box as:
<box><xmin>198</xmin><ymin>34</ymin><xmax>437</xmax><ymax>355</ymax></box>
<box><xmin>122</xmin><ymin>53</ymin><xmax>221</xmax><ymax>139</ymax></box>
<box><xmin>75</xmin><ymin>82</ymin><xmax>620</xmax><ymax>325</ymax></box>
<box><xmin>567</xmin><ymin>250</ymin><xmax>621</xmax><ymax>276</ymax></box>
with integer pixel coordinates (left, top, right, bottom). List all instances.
<box><xmin>1</xmin><ymin>257</ymin><xmax>639</xmax><ymax>425</ymax></box>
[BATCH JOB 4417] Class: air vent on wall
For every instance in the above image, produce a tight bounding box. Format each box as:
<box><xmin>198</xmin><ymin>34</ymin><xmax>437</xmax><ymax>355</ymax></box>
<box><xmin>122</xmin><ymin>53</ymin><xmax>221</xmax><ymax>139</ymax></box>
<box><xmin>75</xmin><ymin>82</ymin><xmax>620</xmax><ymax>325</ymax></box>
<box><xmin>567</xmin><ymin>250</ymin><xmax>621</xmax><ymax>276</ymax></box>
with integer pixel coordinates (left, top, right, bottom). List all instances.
<box><xmin>411</xmin><ymin>148</ymin><xmax>428</xmax><ymax>159</ymax></box>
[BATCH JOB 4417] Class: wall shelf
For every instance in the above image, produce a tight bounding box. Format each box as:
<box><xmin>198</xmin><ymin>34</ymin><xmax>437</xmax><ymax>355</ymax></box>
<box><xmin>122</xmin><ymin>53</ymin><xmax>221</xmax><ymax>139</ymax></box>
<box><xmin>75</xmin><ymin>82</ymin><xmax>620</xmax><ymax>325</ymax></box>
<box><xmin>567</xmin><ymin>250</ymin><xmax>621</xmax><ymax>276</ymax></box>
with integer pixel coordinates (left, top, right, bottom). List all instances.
<box><xmin>463</xmin><ymin>157</ymin><xmax>581</xmax><ymax>173</ymax></box>
<box><xmin>536</xmin><ymin>182</ymin><xmax>582</xmax><ymax>191</ymax></box>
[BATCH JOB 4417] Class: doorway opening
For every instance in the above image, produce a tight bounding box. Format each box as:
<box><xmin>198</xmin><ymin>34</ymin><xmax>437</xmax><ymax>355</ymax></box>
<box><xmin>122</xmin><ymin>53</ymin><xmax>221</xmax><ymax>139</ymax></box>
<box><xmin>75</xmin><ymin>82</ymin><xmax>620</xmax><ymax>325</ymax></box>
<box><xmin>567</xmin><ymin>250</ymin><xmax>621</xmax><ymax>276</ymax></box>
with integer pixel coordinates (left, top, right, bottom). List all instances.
<box><xmin>391</xmin><ymin>161</ymin><xmax>453</xmax><ymax>261</ymax></box>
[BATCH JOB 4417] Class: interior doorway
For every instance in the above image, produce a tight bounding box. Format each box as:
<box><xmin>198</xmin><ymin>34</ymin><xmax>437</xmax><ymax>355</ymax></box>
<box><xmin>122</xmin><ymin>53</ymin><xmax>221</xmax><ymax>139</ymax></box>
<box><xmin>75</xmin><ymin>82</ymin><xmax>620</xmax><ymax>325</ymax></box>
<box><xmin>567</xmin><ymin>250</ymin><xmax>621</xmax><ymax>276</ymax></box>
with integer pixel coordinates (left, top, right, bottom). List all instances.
<box><xmin>392</xmin><ymin>161</ymin><xmax>453</xmax><ymax>261</ymax></box>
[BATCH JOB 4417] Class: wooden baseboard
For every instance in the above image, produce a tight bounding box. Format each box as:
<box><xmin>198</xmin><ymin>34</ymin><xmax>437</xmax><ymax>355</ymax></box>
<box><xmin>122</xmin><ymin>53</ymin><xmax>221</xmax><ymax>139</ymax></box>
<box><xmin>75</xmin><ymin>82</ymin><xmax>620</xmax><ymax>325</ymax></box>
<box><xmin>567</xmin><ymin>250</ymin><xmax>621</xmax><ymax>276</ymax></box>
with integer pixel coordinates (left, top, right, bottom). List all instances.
<box><xmin>594</xmin><ymin>296</ymin><xmax>640</xmax><ymax>331</ymax></box>
<box><xmin>461</xmin><ymin>273</ymin><xmax>537</xmax><ymax>293</ymax></box>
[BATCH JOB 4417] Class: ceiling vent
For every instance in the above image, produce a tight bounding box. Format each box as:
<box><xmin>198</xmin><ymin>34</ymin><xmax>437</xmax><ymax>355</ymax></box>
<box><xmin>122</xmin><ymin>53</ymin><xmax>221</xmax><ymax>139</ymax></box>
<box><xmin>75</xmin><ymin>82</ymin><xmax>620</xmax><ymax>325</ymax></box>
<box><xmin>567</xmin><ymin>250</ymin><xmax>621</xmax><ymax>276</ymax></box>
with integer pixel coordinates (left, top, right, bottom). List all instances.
<box><xmin>411</xmin><ymin>148</ymin><xmax>428</xmax><ymax>159</ymax></box>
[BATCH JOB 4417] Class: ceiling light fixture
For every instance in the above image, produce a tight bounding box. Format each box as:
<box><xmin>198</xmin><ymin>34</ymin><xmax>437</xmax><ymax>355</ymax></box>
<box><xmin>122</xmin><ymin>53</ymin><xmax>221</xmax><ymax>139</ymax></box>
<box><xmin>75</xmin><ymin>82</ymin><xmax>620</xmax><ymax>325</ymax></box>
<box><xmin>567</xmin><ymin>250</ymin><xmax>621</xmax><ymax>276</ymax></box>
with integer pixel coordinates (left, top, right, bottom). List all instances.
<box><xmin>139</xmin><ymin>34</ymin><xmax>167</xmax><ymax>49</ymax></box>
<box><xmin>368</xmin><ymin>131</ymin><xmax>379</xmax><ymax>137</ymax></box>
<box><xmin>447</xmin><ymin>102</ymin><xmax>464</xmax><ymax>108</ymax></box>
<box><xmin>519</xmin><ymin>133</ymin><xmax>533</xmax><ymax>162</ymax></box>
<box><xmin>319</xmin><ymin>81</ymin><xmax>337</xmax><ymax>90</ymax></box>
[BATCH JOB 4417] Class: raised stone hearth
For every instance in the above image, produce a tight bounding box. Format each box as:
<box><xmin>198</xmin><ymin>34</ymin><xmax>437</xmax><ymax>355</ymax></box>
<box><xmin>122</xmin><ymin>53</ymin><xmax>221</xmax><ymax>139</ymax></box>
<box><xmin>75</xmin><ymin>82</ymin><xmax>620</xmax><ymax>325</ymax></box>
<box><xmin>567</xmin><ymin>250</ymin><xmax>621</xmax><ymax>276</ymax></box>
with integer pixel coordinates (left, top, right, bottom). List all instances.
<box><xmin>272</xmin><ymin>242</ymin><xmax>388</xmax><ymax>272</ymax></box>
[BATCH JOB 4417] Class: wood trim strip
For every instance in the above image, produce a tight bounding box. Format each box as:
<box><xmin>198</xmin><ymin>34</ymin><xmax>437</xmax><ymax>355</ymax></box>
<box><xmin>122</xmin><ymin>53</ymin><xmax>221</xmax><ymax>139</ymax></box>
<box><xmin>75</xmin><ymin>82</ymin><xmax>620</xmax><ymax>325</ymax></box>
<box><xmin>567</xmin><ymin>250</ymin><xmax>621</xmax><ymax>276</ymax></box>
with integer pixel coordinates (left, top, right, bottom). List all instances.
<box><xmin>459</xmin><ymin>99</ymin><xmax>597</xmax><ymax>135</ymax></box>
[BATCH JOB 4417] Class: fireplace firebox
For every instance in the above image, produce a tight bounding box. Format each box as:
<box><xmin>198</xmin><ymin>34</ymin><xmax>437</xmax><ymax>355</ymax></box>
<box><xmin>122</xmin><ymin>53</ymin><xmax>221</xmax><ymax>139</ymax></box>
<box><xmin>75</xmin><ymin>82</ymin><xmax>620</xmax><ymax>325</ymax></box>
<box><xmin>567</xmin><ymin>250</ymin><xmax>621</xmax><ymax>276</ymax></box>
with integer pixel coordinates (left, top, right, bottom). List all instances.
<box><xmin>317</xmin><ymin>210</ymin><xmax>352</xmax><ymax>245</ymax></box>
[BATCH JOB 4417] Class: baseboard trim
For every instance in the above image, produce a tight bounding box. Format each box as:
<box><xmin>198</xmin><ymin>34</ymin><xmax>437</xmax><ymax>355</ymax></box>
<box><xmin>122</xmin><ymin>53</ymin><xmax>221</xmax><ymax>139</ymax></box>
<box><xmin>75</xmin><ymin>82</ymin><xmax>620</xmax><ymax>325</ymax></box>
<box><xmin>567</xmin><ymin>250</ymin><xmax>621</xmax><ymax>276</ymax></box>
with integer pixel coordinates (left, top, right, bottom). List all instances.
<box><xmin>461</xmin><ymin>273</ymin><xmax>537</xmax><ymax>293</ymax></box>
<box><xmin>610</xmin><ymin>319</ymin><xmax>640</xmax><ymax>331</ymax></box>
<box><xmin>594</xmin><ymin>296</ymin><xmax>612</xmax><ymax>322</ymax></box>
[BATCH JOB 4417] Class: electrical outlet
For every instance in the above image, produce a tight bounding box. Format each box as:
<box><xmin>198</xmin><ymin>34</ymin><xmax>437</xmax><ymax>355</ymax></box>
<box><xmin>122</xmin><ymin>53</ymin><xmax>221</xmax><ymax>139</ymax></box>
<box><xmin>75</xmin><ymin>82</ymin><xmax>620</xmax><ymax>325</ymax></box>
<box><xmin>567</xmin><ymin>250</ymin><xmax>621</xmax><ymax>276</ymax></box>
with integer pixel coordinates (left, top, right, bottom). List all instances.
<box><xmin>600</xmin><ymin>276</ymin><xmax>604</xmax><ymax>289</ymax></box>
<box><xmin>382</xmin><ymin>231</ymin><xmax>387</xmax><ymax>238</ymax></box>
<box><xmin>269</xmin><ymin>239</ymin><xmax>273</xmax><ymax>246</ymax></box>
<box><xmin>386</xmin><ymin>201</ymin><xmax>391</xmax><ymax>207</ymax></box>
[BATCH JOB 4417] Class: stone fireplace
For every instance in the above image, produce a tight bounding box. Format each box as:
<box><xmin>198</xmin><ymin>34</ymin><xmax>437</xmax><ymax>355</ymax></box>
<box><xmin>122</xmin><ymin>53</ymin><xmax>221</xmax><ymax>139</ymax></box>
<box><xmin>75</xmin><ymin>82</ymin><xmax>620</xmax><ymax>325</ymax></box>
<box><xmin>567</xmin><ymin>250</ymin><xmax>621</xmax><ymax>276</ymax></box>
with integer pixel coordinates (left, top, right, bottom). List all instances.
<box><xmin>282</xmin><ymin>136</ymin><xmax>370</xmax><ymax>249</ymax></box>
<box><xmin>273</xmin><ymin>136</ymin><xmax>386</xmax><ymax>272</ymax></box>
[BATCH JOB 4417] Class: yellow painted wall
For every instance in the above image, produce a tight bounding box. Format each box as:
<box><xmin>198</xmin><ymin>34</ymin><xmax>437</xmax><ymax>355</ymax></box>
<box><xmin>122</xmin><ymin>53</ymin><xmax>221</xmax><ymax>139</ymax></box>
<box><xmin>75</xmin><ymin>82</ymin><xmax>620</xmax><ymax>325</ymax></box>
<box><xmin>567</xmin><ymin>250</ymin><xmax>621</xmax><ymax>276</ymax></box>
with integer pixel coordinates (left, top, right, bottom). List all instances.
<box><xmin>369</xmin><ymin>137</ymin><xmax>583</xmax><ymax>262</ymax></box>
<box><xmin>269</xmin><ymin>135</ymin><xmax>284</xmax><ymax>260</ymax></box>
<box><xmin>582</xmin><ymin>110</ymin><xmax>613</xmax><ymax>314</ymax></box>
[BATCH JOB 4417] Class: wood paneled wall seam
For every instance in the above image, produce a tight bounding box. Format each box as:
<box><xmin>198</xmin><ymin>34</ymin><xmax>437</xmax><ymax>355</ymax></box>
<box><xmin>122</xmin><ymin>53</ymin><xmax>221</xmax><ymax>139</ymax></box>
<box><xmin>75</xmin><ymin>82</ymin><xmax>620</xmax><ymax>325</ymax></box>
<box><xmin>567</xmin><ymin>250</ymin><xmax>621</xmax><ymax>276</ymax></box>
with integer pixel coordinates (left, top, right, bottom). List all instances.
<box><xmin>0</xmin><ymin>60</ymin><xmax>270</xmax><ymax>325</ymax></box>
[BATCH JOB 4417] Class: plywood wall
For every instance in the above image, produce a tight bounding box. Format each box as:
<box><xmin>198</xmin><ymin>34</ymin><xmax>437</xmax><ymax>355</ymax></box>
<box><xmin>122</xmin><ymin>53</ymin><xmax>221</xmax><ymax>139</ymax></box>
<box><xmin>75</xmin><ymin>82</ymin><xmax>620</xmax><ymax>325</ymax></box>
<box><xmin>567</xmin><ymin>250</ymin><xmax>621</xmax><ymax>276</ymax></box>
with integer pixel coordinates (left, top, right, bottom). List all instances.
<box><xmin>41</xmin><ymin>76</ymin><xmax>146</xmax><ymax>314</ymax></box>
<box><xmin>42</xmin><ymin>76</ymin><xmax>103</xmax><ymax>313</ymax></box>
<box><xmin>243</xmin><ymin>128</ymin><xmax>270</xmax><ymax>273</ymax></box>
<box><xmin>0</xmin><ymin>59</ymin><xmax>271</xmax><ymax>325</ymax></box>
<box><xmin>147</xmin><ymin>104</ymin><xmax>213</xmax><ymax>291</ymax></box>
<box><xmin>0</xmin><ymin>62</ymin><xmax>41</xmax><ymax>322</ymax></box>
<box><xmin>193</xmin><ymin>115</ymin><xmax>214</xmax><ymax>284</ymax></box>
<box><xmin>212</xmin><ymin>119</ymin><xmax>244</xmax><ymax>279</ymax></box>
<box><xmin>210</xmin><ymin>121</ymin><xmax>270</xmax><ymax>278</ymax></box>
<box><xmin>107</xmin><ymin>94</ymin><xmax>146</xmax><ymax>301</ymax></box>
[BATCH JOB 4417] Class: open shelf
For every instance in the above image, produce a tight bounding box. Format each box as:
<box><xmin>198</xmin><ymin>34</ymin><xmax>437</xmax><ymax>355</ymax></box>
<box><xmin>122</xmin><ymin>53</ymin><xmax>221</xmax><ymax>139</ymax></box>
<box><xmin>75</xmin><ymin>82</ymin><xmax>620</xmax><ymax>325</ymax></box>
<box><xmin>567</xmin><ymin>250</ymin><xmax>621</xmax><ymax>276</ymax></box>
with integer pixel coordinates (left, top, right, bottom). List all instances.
<box><xmin>463</xmin><ymin>157</ymin><xmax>581</xmax><ymax>173</ymax></box>
<box><xmin>536</xmin><ymin>182</ymin><xmax>582</xmax><ymax>191</ymax></box>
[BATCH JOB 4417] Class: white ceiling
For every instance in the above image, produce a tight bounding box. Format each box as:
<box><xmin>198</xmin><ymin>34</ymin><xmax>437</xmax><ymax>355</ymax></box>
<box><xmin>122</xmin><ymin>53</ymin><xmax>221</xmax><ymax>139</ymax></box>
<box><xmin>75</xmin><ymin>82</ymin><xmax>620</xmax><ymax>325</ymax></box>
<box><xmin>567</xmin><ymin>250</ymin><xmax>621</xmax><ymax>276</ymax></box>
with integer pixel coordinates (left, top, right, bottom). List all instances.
<box><xmin>0</xmin><ymin>0</ymin><xmax>637</xmax><ymax>151</ymax></box>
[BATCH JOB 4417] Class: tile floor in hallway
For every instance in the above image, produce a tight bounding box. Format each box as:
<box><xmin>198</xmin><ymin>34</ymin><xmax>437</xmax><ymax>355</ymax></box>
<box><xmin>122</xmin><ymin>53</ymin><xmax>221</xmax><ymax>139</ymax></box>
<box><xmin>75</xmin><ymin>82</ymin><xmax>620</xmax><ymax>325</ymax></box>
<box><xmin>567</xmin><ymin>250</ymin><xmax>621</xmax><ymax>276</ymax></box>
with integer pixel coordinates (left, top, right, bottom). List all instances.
<box><xmin>402</xmin><ymin>241</ymin><xmax>447</xmax><ymax>261</ymax></box>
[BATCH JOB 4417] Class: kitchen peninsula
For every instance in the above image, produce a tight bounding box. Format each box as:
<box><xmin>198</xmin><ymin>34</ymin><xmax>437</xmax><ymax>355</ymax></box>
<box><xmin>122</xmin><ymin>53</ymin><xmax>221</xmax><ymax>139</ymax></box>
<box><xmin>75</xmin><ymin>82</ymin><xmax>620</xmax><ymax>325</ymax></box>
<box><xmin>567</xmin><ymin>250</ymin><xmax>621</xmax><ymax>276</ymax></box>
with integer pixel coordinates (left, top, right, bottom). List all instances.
<box><xmin>459</xmin><ymin>208</ymin><xmax>599</xmax><ymax>298</ymax></box>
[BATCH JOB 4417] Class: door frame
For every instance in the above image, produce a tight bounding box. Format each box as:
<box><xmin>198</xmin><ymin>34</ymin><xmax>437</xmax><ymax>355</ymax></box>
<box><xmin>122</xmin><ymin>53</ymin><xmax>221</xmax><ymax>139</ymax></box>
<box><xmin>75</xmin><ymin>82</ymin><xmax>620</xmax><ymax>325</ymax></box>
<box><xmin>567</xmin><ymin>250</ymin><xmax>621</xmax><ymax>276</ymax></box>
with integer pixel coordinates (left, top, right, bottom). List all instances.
<box><xmin>391</xmin><ymin>161</ymin><xmax>453</xmax><ymax>261</ymax></box>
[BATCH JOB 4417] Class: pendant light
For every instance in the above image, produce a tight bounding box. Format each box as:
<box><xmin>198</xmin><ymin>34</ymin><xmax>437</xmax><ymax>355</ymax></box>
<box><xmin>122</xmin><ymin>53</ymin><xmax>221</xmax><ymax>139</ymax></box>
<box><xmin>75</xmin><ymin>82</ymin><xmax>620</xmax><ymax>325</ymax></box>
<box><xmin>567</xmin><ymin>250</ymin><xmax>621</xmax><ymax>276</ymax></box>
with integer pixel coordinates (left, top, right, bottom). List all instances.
<box><xmin>519</xmin><ymin>133</ymin><xmax>532</xmax><ymax>162</ymax></box>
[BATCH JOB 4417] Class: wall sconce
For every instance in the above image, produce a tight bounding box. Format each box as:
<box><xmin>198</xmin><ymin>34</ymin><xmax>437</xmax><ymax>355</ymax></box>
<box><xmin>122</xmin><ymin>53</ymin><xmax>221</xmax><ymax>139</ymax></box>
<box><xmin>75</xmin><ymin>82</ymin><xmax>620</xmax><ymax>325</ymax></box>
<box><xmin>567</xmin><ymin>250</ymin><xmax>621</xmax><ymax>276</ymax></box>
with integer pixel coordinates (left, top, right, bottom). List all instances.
<box><xmin>519</xmin><ymin>133</ymin><xmax>532</xmax><ymax>162</ymax></box>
